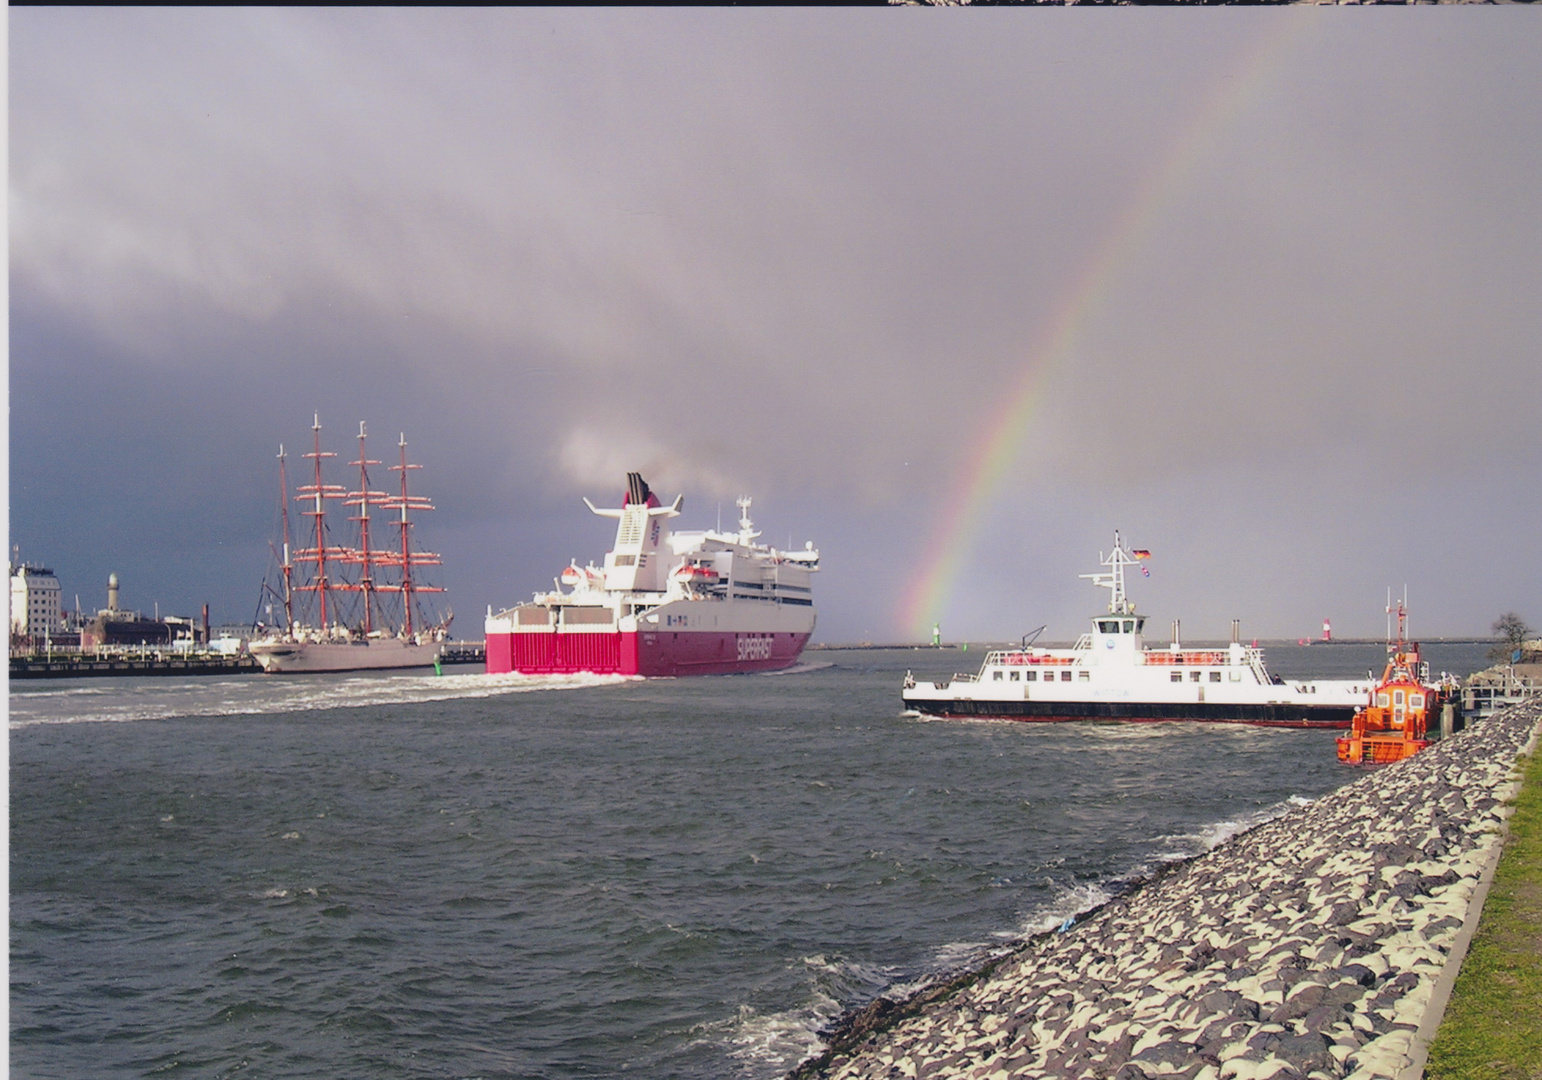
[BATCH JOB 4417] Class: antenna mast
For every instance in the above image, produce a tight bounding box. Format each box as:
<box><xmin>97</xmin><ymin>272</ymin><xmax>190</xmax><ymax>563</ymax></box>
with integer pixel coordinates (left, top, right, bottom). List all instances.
<box><xmin>1080</xmin><ymin>530</ymin><xmax>1141</xmax><ymax>615</ymax></box>
<box><xmin>736</xmin><ymin>496</ymin><xmax>759</xmax><ymax>544</ymax></box>
<box><xmin>1386</xmin><ymin>585</ymin><xmax>1409</xmax><ymax>651</ymax></box>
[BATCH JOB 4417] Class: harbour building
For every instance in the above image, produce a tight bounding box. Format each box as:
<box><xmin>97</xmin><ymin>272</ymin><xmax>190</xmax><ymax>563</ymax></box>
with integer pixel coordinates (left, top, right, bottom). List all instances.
<box><xmin>10</xmin><ymin>563</ymin><xmax>64</xmax><ymax>642</ymax></box>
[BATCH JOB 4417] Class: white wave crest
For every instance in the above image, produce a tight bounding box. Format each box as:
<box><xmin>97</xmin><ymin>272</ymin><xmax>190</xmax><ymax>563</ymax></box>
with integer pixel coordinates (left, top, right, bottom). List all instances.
<box><xmin>9</xmin><ymin>670</ymin><xmax>634</xmax><ymax>728</ymax></box>
<box><xmin>1148</xmin><ymin>794</ymin><xmax>1316</xmax><ymax>864</ymax></box>
<box><xmin>713</xmin><ymin>953</ymin><xmax>897</xmax><ymax>1076</ymax></box>
<box><xmin>1016</xmin><ymin>880</ymin><xmax>1117</xmax><ymax>938</ymax></box>
<box><xmin>758</xmin><ymin>661</ymin><xmax>837</xmax><ymax>676</ymax></box>
<box><xmin>721</xmin><ymin>996</ymin><xmax>841</xmax><ymax>1075</ymax></box>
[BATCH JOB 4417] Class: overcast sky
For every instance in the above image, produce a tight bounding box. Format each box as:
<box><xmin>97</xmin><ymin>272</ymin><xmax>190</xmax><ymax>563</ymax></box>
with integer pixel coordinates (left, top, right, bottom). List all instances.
<box><xmin>10</xmin><ymin>9</ymin><xmax>1541</xmax><ymax>644</ymax></box>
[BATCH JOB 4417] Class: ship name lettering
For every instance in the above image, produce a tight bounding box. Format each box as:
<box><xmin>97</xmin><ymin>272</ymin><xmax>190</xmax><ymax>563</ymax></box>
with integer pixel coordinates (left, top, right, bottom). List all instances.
<box><xmin>736</xmin><ymin>636</ymin><xmax>773</xmax><ymax>662</ymax></box>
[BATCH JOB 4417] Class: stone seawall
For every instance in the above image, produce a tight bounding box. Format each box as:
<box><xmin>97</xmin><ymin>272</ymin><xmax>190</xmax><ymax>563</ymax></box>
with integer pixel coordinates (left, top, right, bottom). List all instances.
<box><xmin>795</xmin><ymin>701</ymin><xmax>1542</xmax><ymax>1080</ymax></box>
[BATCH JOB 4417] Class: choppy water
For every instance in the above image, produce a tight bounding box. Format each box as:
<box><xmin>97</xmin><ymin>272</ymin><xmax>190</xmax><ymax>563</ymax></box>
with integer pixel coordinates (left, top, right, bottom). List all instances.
<box><xmin>9</xmin><ymin>643</ymin><xmax>1492</xmax><ymax>1079</ymax></box>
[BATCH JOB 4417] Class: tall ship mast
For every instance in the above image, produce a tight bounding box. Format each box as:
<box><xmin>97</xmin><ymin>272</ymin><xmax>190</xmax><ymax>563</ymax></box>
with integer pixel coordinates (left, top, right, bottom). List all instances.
<box><xmin>251</xmin><ymin>416</ymin><xmax>451</xmax><ymax>674</ymax></box>
<box><xmin>484</xmin><ymin>472</ymin><xmax>818</xmax><ymax>676</ymax></box>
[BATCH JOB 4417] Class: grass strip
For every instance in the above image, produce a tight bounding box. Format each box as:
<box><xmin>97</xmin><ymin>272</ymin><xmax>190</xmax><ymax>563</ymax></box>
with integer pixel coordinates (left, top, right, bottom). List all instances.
<box><xmin>1426</xmin><ymin>746</ymin><xmax>1542</xmax><ymax>1079</ymax></box>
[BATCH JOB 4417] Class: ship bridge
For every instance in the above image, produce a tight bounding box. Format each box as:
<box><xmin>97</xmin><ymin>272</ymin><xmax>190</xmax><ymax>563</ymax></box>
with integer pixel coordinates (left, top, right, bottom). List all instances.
<box><xmin>1089</xmin><ymin>614</ymin><xmax>1146</xmax><ymax>665</ymax></box>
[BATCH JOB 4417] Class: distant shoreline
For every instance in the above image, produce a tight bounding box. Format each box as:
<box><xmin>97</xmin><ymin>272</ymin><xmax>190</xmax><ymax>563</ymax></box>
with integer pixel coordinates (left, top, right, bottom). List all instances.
<box><xmin>808</xmin><ymin>638</ymin><xmax>1495</xmax><ymax>651</ymax></box>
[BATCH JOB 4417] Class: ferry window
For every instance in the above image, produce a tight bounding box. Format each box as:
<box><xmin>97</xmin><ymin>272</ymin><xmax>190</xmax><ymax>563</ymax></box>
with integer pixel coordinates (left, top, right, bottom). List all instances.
<box><xmin>993</xmin><ymin>671</ymin><xmax>1003</xmax><ymax>681</ymax></box>
<box><xmin>1025</xmin><ymin>671</ymin><xmax>1036</xmax><ymax>681</ymax></box>
<box><xmin>1078</xmin><ymin>671</ymin><xmax>1090</xmax><ymax>682</ymax></box>
<box><xmin>1010</xmin><ymin>671</ymin><xmax>1020</xmax><ymax>682</ymax></box>
<box><xmin>1122</xmin><ymin>621</ymin><xmax>1135</xmax><ymax>634</ymax></box>
<box><xmin>1171</xmin><ymin>672</ymin><xmax>1183</xmax><ymax>683</ymax></box>
<box><xmin>1411</xmin><ymin>694</ymin><xmax>1425</xmax><ymax>709</ymax></box>
<box><xmin>1060</xmin><ymin>670</ymin><xmax>1072</xmax><ymax>682</ymax></box>
<box><xmin>1377</xmin><ymin>693</ymin><xmax>1390</xmax><ymax>707</ymax></box>
<box><xmin>1394</xmin><ymin>690</ymin><xmax>1405</xmax><ymax>706</ymax></box>
<box><xmin>1098</xmin><ymin>620</ymin><xmax>1118</xmax><ymax>633</ymax></box>
<box><xmin>1190</xmin><ymin>671</ymin><xmax>1202</xmax><ymax>682</ymax></box>
<box><xmin>1229</xmin><ymin>671</ymin><xmax>1241</xmax><ymax>682</ymax></box>
<box><xmin>1209</xmin><ymin>671</ymin><xmax>1221</xmax><ymax>683</ymax></box>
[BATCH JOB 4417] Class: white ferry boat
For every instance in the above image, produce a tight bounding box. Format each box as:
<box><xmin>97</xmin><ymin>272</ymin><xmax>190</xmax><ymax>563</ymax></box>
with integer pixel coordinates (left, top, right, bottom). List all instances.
<box><xmin>902</xmin><ymin>533</ymin><xmax>1372</xmax><ymax>728</ymax></box>
<box><xmin>484</xmin><ymin>473</ymin><xmax>818</xmax><ymax>676</ymax></box>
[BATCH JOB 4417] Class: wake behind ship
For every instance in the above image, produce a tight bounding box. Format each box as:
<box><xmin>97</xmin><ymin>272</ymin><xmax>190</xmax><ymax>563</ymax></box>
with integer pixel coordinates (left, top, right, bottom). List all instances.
<box><xmin>485</xmin><ymin>473</ymin><xmax>818</xmax><ymax>676</ymax></box>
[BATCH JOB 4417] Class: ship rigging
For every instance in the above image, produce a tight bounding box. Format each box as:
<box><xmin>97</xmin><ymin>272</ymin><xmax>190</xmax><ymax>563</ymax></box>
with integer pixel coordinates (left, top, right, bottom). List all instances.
<box><xmin>251</xmin><ymin>416</ymin><xmax>449</xmax><ymax>673</ymax></box>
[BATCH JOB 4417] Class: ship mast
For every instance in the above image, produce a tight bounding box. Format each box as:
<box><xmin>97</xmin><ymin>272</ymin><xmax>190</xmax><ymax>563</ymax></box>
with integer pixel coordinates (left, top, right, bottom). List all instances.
<box><xmin>384</xmin><ymin>433</ymin><xmax>443</xmax><ymax>638</ymax></box>
<box><xmin>1081</xmin><ymin>530</ymin><xmax>1141</xmax><ymax>615</ymax></box>
<box><xmin>736</xmin><ymin>496</ymin><xmax>760</xmax><ymax>545</ymax></box>
<box><xmin>1387</xmin><ymin>586</ymin><xmax>1409</xmax><ymax>651</ymax></box>
<box><xmin>345</xmin><ymin>422</ymin><xmax>387</xmax><ymax>635</ymax></box>
<box><xmin>277</xmin><ymin>444</ymin><xmax>294</xmax><ymax>632</ymax></box>
<box><xmin>295</xmin><ymin>414</ymin><xmax>347</xmax><ymax>633</ymax></box>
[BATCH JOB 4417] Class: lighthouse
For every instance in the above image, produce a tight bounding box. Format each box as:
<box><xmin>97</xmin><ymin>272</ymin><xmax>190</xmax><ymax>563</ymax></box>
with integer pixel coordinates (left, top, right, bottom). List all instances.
<box><xmin>1322</xmin><ymin>618</ymin><xmax>1332</xmax><ymax>643</ymax></box>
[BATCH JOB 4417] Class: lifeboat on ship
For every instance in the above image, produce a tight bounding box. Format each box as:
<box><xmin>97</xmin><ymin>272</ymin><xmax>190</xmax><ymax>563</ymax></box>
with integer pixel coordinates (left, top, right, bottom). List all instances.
<box><xmin>1335</xmin><ymin>644</ymin><xmax>1456</xmax><ymax>765</ymax></box>
<box><xmin>559</xmin><ymin>563</ymin><xmax>604</xmax><ymax>591</ymax></box>
<box><xmin>671</xmin><ymin>562</ymin><xmax>721</xmax><ymax>586</ymax></box>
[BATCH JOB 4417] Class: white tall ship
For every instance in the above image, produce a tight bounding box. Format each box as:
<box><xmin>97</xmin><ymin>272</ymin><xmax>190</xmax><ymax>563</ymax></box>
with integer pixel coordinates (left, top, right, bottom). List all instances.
<box><xmin>249</xmin><ymin>417</ymin><xmax>450</xmax><ymax>674</ymax></box>
<box><xmin>902</xmin><ymin>533</ymin><xmax>1373</xmax><ymax>727</ymax></box>
<box><xmin>485</xmin><ymin>473</ymin><xmax>817</xmax><ymax>676</ymax></box>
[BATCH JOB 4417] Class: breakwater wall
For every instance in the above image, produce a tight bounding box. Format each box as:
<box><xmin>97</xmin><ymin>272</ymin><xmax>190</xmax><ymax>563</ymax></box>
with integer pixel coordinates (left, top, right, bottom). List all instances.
<box><xmin>795</xmin><ymin>700</ymin><xmax>1542</xmax><ymax>1080</ymax></box>
<box><xmin>9</xmin><ymin>653</ymin><xmax>261</xmax><ymax>679</ymax></box>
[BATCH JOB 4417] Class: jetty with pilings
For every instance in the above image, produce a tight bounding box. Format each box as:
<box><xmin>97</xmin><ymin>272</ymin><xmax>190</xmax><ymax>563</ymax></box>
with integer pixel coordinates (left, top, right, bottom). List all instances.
<box><xmin>792</xmin><ymin>700</ymin><xmax>1542</xmax><ymax>1080</ymax></box>
<box><xmin>9</xmin><ymin>639</ymin><xmax>485</xmax><ymax>679</ymax></box>
<box><xmin>9</xmin><ymin>652</ymin><xmax>261</xmax><ymax>679</ymax></box>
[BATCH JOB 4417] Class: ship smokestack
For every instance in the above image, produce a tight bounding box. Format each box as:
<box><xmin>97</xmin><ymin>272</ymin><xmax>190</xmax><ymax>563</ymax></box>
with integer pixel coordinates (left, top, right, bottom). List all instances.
<box><xmin>1171</xmin><ymin>619</ymin><xmax>1181</xmax><ymax>650</ymax></box>
<box><xmin>625</xmin><ymin>472</ymin><xmax>653</xmax><ymax>507</ymax></box>
<box><xmin>1231</xmin><ymin>619</ymin><xmax>1241</xmax><ymax>645</ymax></box>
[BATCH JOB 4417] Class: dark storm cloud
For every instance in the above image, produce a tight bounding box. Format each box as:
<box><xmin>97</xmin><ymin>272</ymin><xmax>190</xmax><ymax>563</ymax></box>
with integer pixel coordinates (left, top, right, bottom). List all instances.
<box><xmin>11</xmin><ymin>9</ymin><xmax>1541</xmax><ymax>641</ymax></box>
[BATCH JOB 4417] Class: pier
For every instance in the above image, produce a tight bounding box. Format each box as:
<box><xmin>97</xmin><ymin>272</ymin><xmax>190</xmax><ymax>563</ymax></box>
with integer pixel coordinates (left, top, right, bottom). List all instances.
<box><xmin>11</xmin><ymin>639</ymin><xmax>488</xmax><ymax>679</ymax></box>
<box><xmin>439</xmin><ymin>640</ymin><xmax>486</xmax><ymax>666</ymax></box>
<box><xmin>10</xmin><ymin>652</ymin><xmax>260</xmax><ymax>679</ymax></box>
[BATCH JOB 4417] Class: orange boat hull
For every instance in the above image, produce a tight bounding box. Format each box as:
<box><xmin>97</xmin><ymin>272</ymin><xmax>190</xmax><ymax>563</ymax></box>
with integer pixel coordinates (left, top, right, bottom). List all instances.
<box><xmin>1336</xmin><ymin>734</ymin><xmax>1431</xmax><ymax>764</ymax></box>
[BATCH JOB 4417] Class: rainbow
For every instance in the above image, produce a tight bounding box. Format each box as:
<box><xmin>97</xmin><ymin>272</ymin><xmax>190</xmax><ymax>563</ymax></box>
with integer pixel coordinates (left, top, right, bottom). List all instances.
<box><xmin>898</xmin><ymin>19</ymin><xmax>1314</xmax><ymax>640</ymax></box>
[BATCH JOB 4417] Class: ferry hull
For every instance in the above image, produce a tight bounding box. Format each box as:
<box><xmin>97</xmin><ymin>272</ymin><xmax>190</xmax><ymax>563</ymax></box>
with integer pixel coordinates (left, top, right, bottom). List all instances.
<box><xmin>904</xmin><ymin>697</ymin><xmax>1355</xmax><ymax>728</ymax></box>
<box><xmin>486</xmin><ymin>629</ymin><xmax>811</xmax><ymax>677</ymax></box>
<box><xmin>250</xmin><ymin>639</ymin><xmax>443</xmax><ymax>674</ymax></box>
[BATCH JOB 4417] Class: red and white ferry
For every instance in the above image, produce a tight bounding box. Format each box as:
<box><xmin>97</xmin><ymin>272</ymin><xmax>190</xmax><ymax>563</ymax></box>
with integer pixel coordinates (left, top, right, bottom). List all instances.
<box><xmin>485</xmin><ymin>473</ymin><xmax>818</xmax><ymax>676</ymax></box>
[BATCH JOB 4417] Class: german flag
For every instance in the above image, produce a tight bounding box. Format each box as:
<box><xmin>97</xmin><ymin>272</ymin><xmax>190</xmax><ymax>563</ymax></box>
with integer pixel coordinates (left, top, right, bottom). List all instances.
<box><xmin>1132</xmin><ymin>549</ymin><xmax>1151</xmax><ymax>559</ymax></box>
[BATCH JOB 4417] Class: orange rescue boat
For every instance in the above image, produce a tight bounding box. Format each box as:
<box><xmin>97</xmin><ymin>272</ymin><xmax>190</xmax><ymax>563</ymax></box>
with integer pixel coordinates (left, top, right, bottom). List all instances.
<box><xmin>1336</xmin><ymin>642</ymin><xmax>1456</xmax><ymax>764</ymax></box>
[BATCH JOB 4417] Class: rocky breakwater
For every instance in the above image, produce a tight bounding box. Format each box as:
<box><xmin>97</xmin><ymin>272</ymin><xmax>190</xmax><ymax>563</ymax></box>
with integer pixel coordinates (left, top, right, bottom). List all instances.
<box><xmin>795</xmin><ymin>700</ymin><xmax>1542</xmax><ymax>1080</ymax></box>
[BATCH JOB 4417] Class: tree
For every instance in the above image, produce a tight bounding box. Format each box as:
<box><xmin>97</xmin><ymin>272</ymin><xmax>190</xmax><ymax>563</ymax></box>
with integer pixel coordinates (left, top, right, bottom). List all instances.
<box><xmin>1489</xmin><ymin>612</ymin><xmax>1533</xmax><ymax>664</ymax></box>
